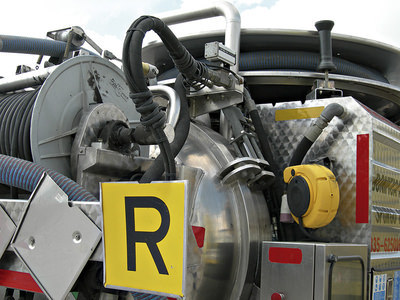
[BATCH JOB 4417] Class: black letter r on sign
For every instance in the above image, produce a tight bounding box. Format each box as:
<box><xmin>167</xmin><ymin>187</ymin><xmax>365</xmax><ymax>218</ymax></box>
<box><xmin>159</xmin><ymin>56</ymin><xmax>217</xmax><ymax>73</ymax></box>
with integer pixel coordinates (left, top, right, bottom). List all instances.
<box><xmin>125</xmin><ymin>196</ymin><xmax>170</xmax><ymax>275</ymax></box>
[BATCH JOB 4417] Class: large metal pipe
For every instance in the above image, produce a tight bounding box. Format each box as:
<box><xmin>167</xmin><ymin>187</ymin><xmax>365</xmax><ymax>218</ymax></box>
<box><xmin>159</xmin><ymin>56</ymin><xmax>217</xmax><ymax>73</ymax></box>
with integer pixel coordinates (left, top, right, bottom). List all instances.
<box><xmin>161</xmin><ymin>1</ymin><xmax>241</xmax><ymax>73</ymax></box>
<box><xmin>0</xmin><ymin>66</ymin><xmax>57</xmax><ymax>93</ymax></box>
<box><xmin>149</xmin><ymin>85</ymin><xmax>181</xmax><ymax>129</ymax></box>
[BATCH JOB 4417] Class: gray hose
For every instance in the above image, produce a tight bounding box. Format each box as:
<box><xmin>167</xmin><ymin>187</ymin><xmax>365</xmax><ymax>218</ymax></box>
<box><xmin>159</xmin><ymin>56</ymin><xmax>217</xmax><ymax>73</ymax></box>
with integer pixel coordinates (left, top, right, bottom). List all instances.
<box><xmin>0</xmin><ymin>35</ymin><xmax>79</xmax><ymax>57</ymax></box>
<box><xmin>290</xmin><ymin>103</ymin><xmax>345</xmax><ymax>166</ymax></box>
<box><xmin>0</xmin><ymin>154</ymin><xmax>97</xmax><ymax>202</ymax></box>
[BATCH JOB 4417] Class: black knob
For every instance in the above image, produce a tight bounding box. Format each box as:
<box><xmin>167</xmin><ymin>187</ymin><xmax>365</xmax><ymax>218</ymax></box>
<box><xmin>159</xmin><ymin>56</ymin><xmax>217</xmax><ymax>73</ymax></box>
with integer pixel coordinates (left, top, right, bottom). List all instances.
<box><xmin>315</xmin><ymin>20</ymin><xmax>337</xmax><ymax>72</ymax></box>
<box><xmin>287</xmin><ymin>176</ymin><xmax>310</xmax><ymax>217</ymax></box>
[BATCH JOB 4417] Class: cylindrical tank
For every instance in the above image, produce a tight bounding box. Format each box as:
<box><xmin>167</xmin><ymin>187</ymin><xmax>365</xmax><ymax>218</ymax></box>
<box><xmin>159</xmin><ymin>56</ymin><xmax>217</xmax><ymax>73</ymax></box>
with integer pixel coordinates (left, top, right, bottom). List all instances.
<box><xmin>177</xmin><ymin>122</ymin><xmax>271</xmax><ymax>299</ymax></box>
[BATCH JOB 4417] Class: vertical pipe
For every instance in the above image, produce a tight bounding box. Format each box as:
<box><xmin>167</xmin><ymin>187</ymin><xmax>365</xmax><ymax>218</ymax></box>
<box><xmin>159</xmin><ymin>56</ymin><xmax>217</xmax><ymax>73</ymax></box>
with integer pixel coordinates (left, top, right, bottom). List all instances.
<box><xmin>161</xmin><ymin>1</ymin><xmax>241</xmax><ymax>73</ymax></box>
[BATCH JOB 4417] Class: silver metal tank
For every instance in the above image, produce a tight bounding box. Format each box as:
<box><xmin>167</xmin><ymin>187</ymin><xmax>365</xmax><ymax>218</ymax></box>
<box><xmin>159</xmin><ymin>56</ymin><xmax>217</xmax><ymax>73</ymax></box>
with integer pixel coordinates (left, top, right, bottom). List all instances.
<box><xmin>177</xmin><ymin>122</ymin><xmax>271</xmax><ymax>299</ymax></box>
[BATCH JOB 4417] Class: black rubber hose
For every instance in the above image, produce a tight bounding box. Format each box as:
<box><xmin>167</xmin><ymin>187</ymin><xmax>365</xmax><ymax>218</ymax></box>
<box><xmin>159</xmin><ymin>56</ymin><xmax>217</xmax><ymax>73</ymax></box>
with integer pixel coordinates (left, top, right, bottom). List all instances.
<box><xmin>123</xmin><ymin>17</ymin><xmax>175</xmax><ymax>181</ymax></box>
<box><xmin>289</xmin><ymin>137</ymin><xmax>314</xmax><ymax>166</ymax></box>
<box><xmin>240</xmin><ymin>51</ymin><xmax>387</xmax><ymax>83</ymax></box>
<box><xmin>0</xmin><ymin>89</ymin><xmax>38</xmax><ymax>160</ymax></box>
<box><xmin>289</xmin><ymin>103</ymin><xmax>345</xmax><ymax>166</ymax></box>
<box><xmin>140</xmin><ymin>74</ymin><xmax>190</xmax><ymax>183</ymax></box>
<box><xmin>123</xmin><ymin>16</ymin><xmax>213</xmax><ymax>182</ymax></box>
<box><xmin>158</xmin><ymin>51</ymin><xmax>388</xmax><ymax>84</ymax></box>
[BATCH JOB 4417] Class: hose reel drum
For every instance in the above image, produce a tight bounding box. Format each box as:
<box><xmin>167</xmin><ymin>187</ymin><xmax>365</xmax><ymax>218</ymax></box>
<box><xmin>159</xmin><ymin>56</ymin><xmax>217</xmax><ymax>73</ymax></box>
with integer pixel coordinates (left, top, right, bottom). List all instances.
<box><xmin>7</xmin><ymin>56</ymin><xmax>140</xmax><ymax>178</ymax></box>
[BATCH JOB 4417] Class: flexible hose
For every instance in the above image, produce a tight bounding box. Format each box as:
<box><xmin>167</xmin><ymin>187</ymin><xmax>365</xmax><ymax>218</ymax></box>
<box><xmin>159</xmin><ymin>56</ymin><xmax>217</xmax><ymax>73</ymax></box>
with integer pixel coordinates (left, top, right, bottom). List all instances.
<box><xmin>0</xmin><ymin>154</ymin><xmax>97</xmax><ymax>201</ymax></box>
<box><xmin>0</xmin><ymin>89</ymin><xmax>38</xmax><ymax>160</ymax></box>
<box><xmin>123</xmin><ymin>17</ymin><xmax>176</xmax><ymax>181</ymax></box>
<box><xmin>0</xmin><ymin>35</ymin><xmax>79</xmax><ymax>57</ymax></box>
<box><xmin>240</xmin><ymin>51</ymin><xmax>388</xmax><ymax>82</ymax></box>
<box><xmin>157</xmin><ymin>51</ymin><xmax>388</xmax><ymax>83</ymax></box>
<box><xmin>123</xmin><ymin>16</ymin><xmax>212</xmax><ymax>181</ymax></box>
<box><xmin>289</xmin><ymin>103</ymin><xmax>345</xmax><ymax>166</ymax></box>
<box><xmin>139</xmin><ymin>74</ymin><xmax>190</xmax><ymax>183</ymax></box>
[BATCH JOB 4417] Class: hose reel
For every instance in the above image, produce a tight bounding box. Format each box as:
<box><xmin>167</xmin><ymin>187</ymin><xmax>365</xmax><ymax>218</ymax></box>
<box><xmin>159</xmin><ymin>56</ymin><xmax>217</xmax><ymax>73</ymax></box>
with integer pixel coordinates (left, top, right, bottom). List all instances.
<box><xmin>283</xmin><ymin>164</ymin><xmax>339</xmax><ymax>228</ymax></box>
<box><xmin>0</xmin><ymin>56</ymin><xmax>140</xmax><ymax>178</ymax></box>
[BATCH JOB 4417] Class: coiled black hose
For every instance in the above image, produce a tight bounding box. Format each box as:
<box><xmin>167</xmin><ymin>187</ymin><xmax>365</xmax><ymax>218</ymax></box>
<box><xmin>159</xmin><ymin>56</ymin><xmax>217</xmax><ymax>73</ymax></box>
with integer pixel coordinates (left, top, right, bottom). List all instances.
<box><xmin>0</xmin><ymin>89</ymin><xmax>39</xmax><ymax>161</ymax></box>
<box><xmin>240</xmin><ymin>51</ymin><xmax>387</xmax><ymax>83</ymax></box>
<box><xmin>158</xmin><ymin>51</ymin><xmax>388</xmax><ymax>84</ymax></box>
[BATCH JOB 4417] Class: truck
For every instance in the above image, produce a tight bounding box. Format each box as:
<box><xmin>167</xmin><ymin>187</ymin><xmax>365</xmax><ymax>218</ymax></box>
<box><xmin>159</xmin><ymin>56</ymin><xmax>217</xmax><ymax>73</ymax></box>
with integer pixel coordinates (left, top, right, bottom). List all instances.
<box><xmin>0</xmin><ymin>1</ymin><xmax>399</xmax><ymax>299</ymax></box>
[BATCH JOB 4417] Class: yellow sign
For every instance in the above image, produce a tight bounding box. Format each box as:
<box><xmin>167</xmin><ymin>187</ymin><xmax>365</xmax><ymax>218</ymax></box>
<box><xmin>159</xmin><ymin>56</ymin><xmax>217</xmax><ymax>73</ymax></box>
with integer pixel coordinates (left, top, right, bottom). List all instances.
<box><xmin>275</xmin><ymin>106</ymin><xmax>324</xmax><ymax>121</ymax></box>
<box><xmin>101</xmin><ymin>181</ymin><xmax>187</xmax><ymax>298</ymax></box>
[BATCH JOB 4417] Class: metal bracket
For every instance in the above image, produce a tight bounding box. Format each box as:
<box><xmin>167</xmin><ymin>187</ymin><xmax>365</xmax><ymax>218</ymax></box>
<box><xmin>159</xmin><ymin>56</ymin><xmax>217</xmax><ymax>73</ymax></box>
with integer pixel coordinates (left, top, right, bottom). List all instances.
<box><xmin>306</xmin><ymin>79</ymin><xmax>343</xmax><ymax>100</ymax></box>
<box><xmin>218</xmin><ymin>157</ymin><xmax>274</xmax><ymax>189</ymax></box>
<box><xmin>188</xmin><ymin>83</ymin><xmax>243</xmax><ymax>117</ymax></box>
<box><xmin>0</xmin><ymin>205</ymin><xmax>16</xmax><ymax>260</ymax></box>
<box><xmin>11</xmin><ymin>173</ymin><xmax>101</xmax><ymax>300</ymax></box>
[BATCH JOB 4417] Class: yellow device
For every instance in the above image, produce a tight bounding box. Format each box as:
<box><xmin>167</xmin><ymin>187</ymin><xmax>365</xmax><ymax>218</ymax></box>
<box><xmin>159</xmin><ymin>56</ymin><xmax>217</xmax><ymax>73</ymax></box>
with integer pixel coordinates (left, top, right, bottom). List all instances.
<box><xmin>283</xmin><ymin>164</ymin><xmax>339</xmax><ymax>228</ymax></box>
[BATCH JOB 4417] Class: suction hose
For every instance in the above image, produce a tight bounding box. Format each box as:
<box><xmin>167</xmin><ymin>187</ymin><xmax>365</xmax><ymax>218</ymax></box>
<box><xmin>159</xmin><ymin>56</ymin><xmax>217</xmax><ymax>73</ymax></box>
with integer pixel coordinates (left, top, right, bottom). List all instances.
<box><xmin>0</xmin><ymin>154</ymin><xmax>97</xmax><ymax>202</ymax></box>
<box><xmin>0</xmin><ymin>35</ymin><xmax>79</xmax><ymax>57</ymax></box>
<box><xmin>289</xmin><ymin>103</ymin><xmax>345</xmax><ymax>166</ymax></box>
<box><xmin>240</xmin><ymin>51</ymin><xmax>387</xmax><ymax>83</ymax></box>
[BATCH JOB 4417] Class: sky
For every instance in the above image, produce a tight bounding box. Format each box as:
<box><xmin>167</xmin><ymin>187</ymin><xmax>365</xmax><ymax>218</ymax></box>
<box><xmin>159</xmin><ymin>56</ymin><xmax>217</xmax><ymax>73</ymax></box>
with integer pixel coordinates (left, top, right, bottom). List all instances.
<box><xmin>1</xmin><ymin>0</ymin><xmax>400</xmax><ymax>77</ymax></box>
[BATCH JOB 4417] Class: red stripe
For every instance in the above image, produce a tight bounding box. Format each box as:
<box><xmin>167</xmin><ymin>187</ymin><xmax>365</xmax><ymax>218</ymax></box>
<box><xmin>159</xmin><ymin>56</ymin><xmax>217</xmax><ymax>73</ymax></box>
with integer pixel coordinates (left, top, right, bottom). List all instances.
<box><xmin>356</xmin><ymin>134</ymin><xmax>370</xmax><ymax>223</ymax></box>
<box><xmin>0</xmin><ymin>269</ymin><xmax>42</xmax><ymax>293</ymax></box>
<box><xmin>269</xmin><ymin>247</ymin><xmax>302</xmax><ymax>264</ymax></box>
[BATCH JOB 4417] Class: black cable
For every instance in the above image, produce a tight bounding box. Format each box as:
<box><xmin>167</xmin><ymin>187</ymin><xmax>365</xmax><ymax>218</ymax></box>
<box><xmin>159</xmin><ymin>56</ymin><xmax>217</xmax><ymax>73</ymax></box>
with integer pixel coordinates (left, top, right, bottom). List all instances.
<box><xmin>298</xmin><ymin>217</ymin><xmax>327</xmax><ymax>242</ymax></box>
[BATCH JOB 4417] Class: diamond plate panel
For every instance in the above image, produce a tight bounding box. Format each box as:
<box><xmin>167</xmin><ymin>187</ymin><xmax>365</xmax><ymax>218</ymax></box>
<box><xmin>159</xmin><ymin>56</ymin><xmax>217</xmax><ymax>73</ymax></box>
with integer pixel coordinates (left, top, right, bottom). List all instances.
<box><xmin>259</xmin><ymin>96</ymin><xmax>373</xmax><ymax>245</ymax></box>
<box><xmin>260</xmin><ymin>96</ymin><xmax>400</xmax><ymax>267</ymax></box>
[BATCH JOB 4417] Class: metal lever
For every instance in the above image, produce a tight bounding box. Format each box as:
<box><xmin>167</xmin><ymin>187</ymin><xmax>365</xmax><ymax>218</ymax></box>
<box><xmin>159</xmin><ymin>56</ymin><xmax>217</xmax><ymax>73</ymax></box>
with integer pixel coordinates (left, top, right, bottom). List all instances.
<box><xmin>315</xmin><ymin>20</ymin><xmax>336</xmax><ymax>87</ymax></box>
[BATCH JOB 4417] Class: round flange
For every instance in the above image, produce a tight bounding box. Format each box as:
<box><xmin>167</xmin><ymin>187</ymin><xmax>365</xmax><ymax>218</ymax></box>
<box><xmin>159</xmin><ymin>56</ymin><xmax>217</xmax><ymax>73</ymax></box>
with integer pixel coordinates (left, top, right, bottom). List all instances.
<box><xmin>30</xmin><ymin>56</ymin><xmax>139</xmax><ymax>177</ymax></box>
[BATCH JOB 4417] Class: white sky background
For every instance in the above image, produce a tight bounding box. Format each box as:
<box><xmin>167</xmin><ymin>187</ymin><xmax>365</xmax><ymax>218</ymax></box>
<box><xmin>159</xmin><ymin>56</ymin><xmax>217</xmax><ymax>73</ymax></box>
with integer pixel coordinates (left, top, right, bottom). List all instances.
<box><xmin>1</xmin><ymin>0</ymin><xmax>400</xmax><ymax>77</ymax></box>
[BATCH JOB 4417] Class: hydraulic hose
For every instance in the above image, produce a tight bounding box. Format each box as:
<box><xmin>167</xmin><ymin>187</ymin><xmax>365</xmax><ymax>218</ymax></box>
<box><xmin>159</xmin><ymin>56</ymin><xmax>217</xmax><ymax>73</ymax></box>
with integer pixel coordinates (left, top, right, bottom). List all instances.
<box><xmin>289</xmin><ymin>103</ymin><xmax>345</xmax><ymax>166</ymax></box>
<box><xmin>139</xmin><ymin>74</ymin><xmax>190</xmax><ymax>183</ymax></box>
<box><xmin>243</xmin><ymin>88</ymin><xmax>286</xmax><ymax>240</ymax></box>
<box><xmin>0</xmin><ymin>154</ymin><xmax>97</xmax><ymax>202</ymax></box>
<box><xmin>123</xmin><ymin>16</ymin><xmax>217</xmax><ymax>182</ymax></box>
<box><xmin>123</xmin><ymin>17</ymin><xmax>177</xmax><ymax>181</ymax></box>
<box><xmin>243</xmin><ymin>89</ymin><xmax>278</xmax><ymax>174</ymax></box>
<box><xmin>0</xmin><ymin>35</ymin><xmax>79</xmax><ymax>57</ymax></box>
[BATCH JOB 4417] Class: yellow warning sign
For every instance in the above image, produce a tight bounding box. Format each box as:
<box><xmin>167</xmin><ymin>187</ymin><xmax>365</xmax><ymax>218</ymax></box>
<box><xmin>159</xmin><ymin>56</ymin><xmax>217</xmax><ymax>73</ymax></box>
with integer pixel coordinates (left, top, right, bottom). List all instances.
<box><xmin>101</xmin><ymin>181</ymin><xmax>187</xmax><ymax>298</ymax></box>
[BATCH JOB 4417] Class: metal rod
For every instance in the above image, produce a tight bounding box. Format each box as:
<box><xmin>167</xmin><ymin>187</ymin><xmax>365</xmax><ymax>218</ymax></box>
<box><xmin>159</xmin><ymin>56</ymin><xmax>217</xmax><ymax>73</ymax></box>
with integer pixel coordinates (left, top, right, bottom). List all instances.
<box><xmin>148</xmin><ymin>85</ymin><xmax>181</xmax><ymax>129</ymax></box>
<box><xmin>0</xmin><ymin>66</ymin><xmax>57</xmax><ymax>93</ymax></box>
<box><xmin>250</xmin><ymin>136</ymin><xmax>264</xmax><ymax>159</ymax></box>
<box><xmin>161</xmin><ymin>1</ymin><xmax>241</xmax><ymax>73</ymax></box>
